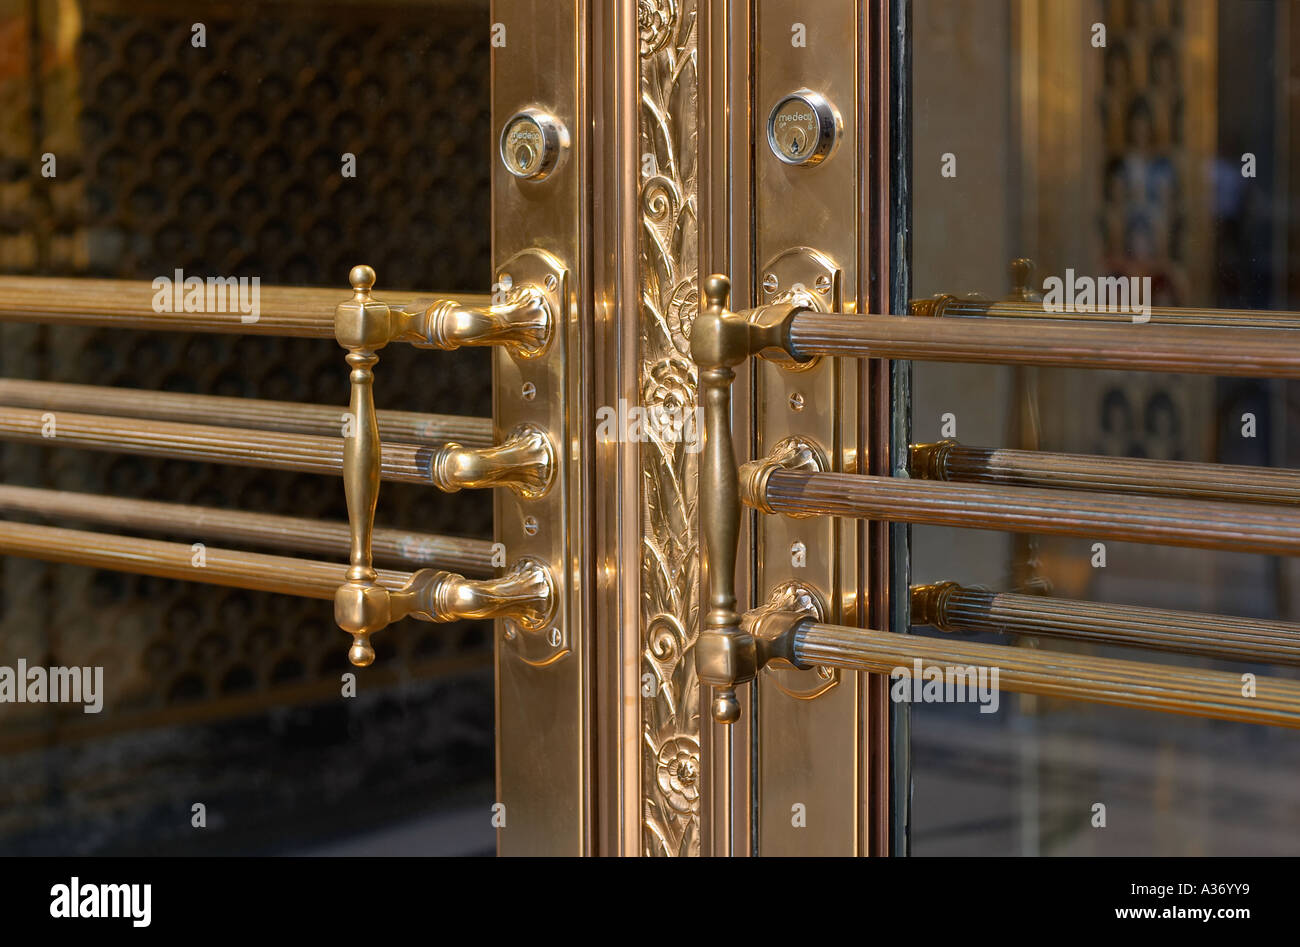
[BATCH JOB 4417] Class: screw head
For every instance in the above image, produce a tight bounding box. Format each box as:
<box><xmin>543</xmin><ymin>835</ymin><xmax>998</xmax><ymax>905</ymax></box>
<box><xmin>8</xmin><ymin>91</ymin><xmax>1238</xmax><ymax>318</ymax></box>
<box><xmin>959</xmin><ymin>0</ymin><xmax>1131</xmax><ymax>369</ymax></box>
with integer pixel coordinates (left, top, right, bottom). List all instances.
<box><xmin>548</xmin><ymin>628</ymin><xmax>562</xmax><ymax>647</ymax></box>
<box><xmin>523</xmin><ymin>515</ymin><xmax>539</xmax><ymax>536</ymax></box>
<box><xmin>521</xmin><ymin>382</ymin><xmax>537</xmax><ymax>401</ymax></box>
<box><xmin>497</xmin><ymin>273</ymin><xmax>513</xmax><ymax>291</ymax></box>
<box><xmin>762</xmin><ymin>273</ymin><xmax>779</xmax><ymax>295</ymax></box>
<box><xmin>815</xmin><ymin>274</ymin><xmax>832</xmax><ymax>294</ymax></box>
<box><xmin>544</xmin><ymin>274</ymin><xmax>558</xmax><ymax>293</ymax></box>
<box><xmin>503</xmin><ymin>626</ymin><xmax>517</xmax><ymax>641</ymax></box>
<box><xmin>789</xmin><ymin>392</ymin><xmax>805</xmax><ymax>412</ymax></box>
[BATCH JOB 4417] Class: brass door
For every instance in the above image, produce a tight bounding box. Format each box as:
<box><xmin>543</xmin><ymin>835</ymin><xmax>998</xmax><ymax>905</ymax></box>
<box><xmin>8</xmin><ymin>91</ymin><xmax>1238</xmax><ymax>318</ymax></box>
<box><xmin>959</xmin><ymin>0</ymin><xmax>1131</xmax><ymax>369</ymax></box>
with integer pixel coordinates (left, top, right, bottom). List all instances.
<box><xmin>3</xmin><ymin>0</ymin><xmax>1300</xmax><ymax>860</ymax></box>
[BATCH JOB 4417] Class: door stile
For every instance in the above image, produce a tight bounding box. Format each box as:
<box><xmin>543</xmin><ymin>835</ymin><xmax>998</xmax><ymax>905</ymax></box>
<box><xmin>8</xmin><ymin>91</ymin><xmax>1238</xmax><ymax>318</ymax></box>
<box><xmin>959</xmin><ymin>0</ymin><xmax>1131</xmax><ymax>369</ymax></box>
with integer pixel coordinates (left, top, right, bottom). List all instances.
<box><xmin>591</xmin><ymin>0</ymin><xmax>644</xmax><ymax>858</ymax></box>
<box><xmin>699</xmin><ymin>0</ymin><xmax>757</xmax><ymax>858</ymax></box>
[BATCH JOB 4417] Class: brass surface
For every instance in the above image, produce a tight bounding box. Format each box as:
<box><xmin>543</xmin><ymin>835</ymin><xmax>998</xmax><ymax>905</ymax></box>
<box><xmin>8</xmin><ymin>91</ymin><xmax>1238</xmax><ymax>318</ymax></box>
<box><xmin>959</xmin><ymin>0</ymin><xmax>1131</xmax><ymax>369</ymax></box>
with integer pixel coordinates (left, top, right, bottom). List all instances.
<box><xmin>911</xmin><ymin>291</ymin><xmax>1300</xmax><ymax>329</ymax></box>
<box><xmin>0</xmin><ymin>276</ymin><xmax>491</xmax><ymax>337</ymax></box>
<box><xmin>751</xmin><ymin>0</ymin><xmax>872</xmax><ymax>858</ymax></box>
<box><xmin>0</xmin><ymin>406</ymin><xmax>435</xmax><ymax>483</ymax></box>
<box><xmin>747</xmin><ymin>470</ymin><xmax>1300</xmax><ymax>556</ymax></box>
<box><xmin>784</xmin><ymin>312</ymin><xmax>1300</xmax><ymax>377</ymax></box>
<box><xmin>788</xmin><ymin>620</ymin><xmax>1300</xmax><ymax>729</ymax></box>
<box><xmin>639</xmin><ymin>0</ymin><xmax>706</xmax><ymax>858</ymax></box>
<box><xmin>697</xmin><ymin>0</ymin><xmax>754</xmax><ymax>859</ymax></box>
<box><xmin>0</xmin><ymin>520</ymin><xmax>410</xmax><ymax>600</ymax></box>
<box><xmin>693</xmin><ymin>275</ymin><xmax>761</xmax><ymax>729</ymax></box>
<box><xmin>430</xmin><ymin>424</ymin><xmax>556</xmax><ymax>497</ymax></box>
<box><xmin>0</xmin><ymin>379</ymin><xmax>493</xmax><ymax>448</ymax></box>
<box><xmin>910</xmin><ymin>439</ymin><xmax>1300</xmax><ymax>505</ymax></box>
<box><xmin>739</xmin><ymin>435</ymin><xmax>828</xmax><ymax>516</ymax></box>
<box><xmin>492</xmin><ymin>0</ymin><xmax>589</xmax><ymax>856</ymax></box>
<box><xmin>0</xmin><ymin>484</ymin><xmax>493</xmax><ymax>575</ymax></box>
<box><xmin>332</xmin><ymin>262</ymin><xmax>562</xmax><ymax>667</ymax></box>
<box><xmin>912</xmin><ymin>581</ymin><xmax>1300</xmax><ymax>667</ymax></box>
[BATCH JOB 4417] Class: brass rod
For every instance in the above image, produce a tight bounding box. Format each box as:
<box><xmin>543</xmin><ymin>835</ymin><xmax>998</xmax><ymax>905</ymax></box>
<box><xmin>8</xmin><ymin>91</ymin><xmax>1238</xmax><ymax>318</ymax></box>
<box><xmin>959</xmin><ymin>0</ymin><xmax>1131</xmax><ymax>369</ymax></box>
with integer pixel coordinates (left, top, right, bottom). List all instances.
<box><xmin>754</xmin><ymin>471</ymin><xmax>1300</xmax><ymax>556</ymax></box>
<box><xmin>912</xmin><ymin>581</ymin><xmax>1300</xmax><ymax>666</ymax></box>
<box><xmin>0</xmin><ymin>379</ymin><xmax>493</xmax><ymax>447</ymax></box>
<box><xmin>0</xmin><ymin>485</ymin><xmax>493</xmax><ymax>574</ymax></box>
<box><xmin>0</xmin><ymin>276</ymin><xmax>490</xmax><ymax>338</ymax></box>
<box><xmin>792</xmin><ymin>621</ymin><xmax>1300</xmax><ymax>728</ymax></box>
<box><xmin>784</xmin><ymin>312</ymin><xmax>1300</xmax><ymax>377</ymax></box>
<box><xmin>911</xmin><ymin>440</ymin><xmax>1300</xmax><ymax>505</ymax></box>
<box><xmin>0</xmin><ymin>520</ymin><xmax>412</xmax><ymax>599</ymax></box>
<box><xmin>0</xmin><ymin>406</ymin><xmax>432</xmax><ymax>483</ymax></box>
<box><xmin>917</xmin><ymin>295</ymin><xmax>1300</xmax><ymax>329</ymax></box>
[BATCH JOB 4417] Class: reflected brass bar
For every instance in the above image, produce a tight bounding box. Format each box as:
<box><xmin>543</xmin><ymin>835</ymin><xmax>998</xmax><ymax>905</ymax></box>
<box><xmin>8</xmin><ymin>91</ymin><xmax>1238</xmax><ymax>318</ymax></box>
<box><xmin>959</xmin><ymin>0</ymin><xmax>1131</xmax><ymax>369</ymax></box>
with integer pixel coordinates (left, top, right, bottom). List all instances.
<box><xmin>912</xmin><ymin>293</ymin><xmax>1300</xmax><ymax>329</ymax></box>
<box><xmin>912</xmin><ymin>581</ymin><xmax>1300</xmax><ymax>666</ymax></box>
<box><xmin>0</xmin><ymin>406</ymin><xmax>432</xmax><ymax>483</ymax></box>
<box><xmin>745</xmin><ymin>469</ymin><xmax>1300</xmax><ymax>556</ymax></box>
<box><xmin>783</xmin><ymin>312</ymin><xmax>1300</xmax><ymax>378</ymax></box>
<box><xmin>782</xmin><ymin>619</ymin><xmax>1300</xmax><ymax>729</ymax></box>
<box><xmin>0</xmin><ymin>276</ymin><xmax>492</xmax><ymax>338</ymax></box>
<box><xmin>0</xmin><ymin>379</ymin><xmax>493</xmax><ymax>448</ymax></box>
<box><xmin>911</xmin><ymin>440</ymin><xmax>1300</xmax><ymax>505</ymax></box>
<box><xmin>0</xmin><ymin>485</ymin><xmax>493</xmax><ymax>574</ymax></box>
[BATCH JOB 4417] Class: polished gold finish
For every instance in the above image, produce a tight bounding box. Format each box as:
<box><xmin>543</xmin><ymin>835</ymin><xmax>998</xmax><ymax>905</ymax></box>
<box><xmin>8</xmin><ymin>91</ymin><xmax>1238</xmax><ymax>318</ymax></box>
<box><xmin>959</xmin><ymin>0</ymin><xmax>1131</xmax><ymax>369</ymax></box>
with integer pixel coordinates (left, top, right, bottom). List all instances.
<box><xmin>783</xmin><ymin>311</ymin><xmax>1300</xmax><ymax>377</ymax></box>
<box><xmin>912</xmin><ymin>581</ymin><xmax>1300</xmax><ymax>667</ymax></box>
<box><xmin>693</xmin><ymin>275</ymin><xmax>758</xmax><ymax>726</ymax></box>
<box><xmin>493</xmin><ymin>0</ymin><xmax>590</xmax><ymax>857</ymax></box>
<box><xmin>0</xmin><ymin>520</ymin><xmax>409</xmax><ymax>599</ymax></box>
<box><xmin>0</xmin><ymin>484</ymin><xmax>494</xmax><ymax>574</ymax></box>
<box><xmin>334</xmin><ymin>264</ymin><xmax>551</xmax><ymax>359</ymax></box>
<box><xmin>911</xmin><ymin>259</ymin><xmax>1300</xmax><ymax>328</ymax></box>
<box><xmin>910</xmin><ymin>439</ymin><xmax>1300</xmax><ymax>505</ymax></box>
<box><xmin>335</xmin><ymin>557</ymin><xmax>557</xmax><ymax>667</ymax></box>
<box><xmin>744</xmin><ymin>469</ymin><xmax>1300</xmax><ymax>556</ymax></box>
<box><xmin>744</xmin><ymin>581</ymin><xmax>837</xmax><ymax>699</ymax></box>
<box><xmin>430</xmin><ymin>424</ymin><xmax>556</xmax><ymax>497</ymax></box>
<box><xmin>0</xmin><ymin>275</ymin><xmax>491</xmax><ymax>337</ymax></box>
<box><xmin>0</xmin><ymin>379</ymin><xmax>492</xmax><ymax>447</ymax></box>
<box><xmin>332</xmin><ymin>266</ymin><xmax>559</xmax><ymax>666</ymax></box>
<box><xmin>785</xmin><ymin>619</ymin><xmax>1300</xmax><ymax>729</ymax></box>
<box><xmin>0</xmin><ymin>521</ymin><xmax>538</xmax><ymax>653</ymax></box>
<box><xmin>739</xmin><ymin>435</ymin><xmax>828</xmax><ymax>516</ymax></box>
<box><xmin>0</xmin><ymin>406</ymin><xmax>434</xmax><ymax>482</ymax></box>
<box><xmin>737</xmin><ymin>607</ymin><xmax>1300</xmax><ymax>729</ymax></box>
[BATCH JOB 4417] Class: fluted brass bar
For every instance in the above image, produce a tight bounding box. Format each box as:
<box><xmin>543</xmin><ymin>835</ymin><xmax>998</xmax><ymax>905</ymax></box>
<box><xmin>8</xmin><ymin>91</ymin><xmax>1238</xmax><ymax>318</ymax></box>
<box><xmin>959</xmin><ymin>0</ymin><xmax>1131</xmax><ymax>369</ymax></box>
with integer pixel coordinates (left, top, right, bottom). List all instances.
<box><xmin>0</xmin><ymin>520</ymin><xmax>412</xmax><ymax>599</ymax></box>
<box><xmin>0</xmin><ymin>485</ymin><xmax>493</xmax><ymax>574</ymax></box>
<box><xmin>752</xmin><ymin>471</ymin><xmax>1300</xmax><ymax>556</ymax></box>
<box><xmin>0</xmin><ymin>407</ymin><xmax>431</xmax><ymax>483</ymax></box>
<box><xmin>912</xmin><ymin>581</ymin><xmax>1300</xmax><ymax>666</ymax></box>
<box><xmin>790</xmin><ymin>621</ymin><xmax>1300</xmax><ymax>728</ymax></box>
<box><xmin>0</xmin><ymin>276</ymin><xmax>489</xmax><ymax>337</ymax></box>
<box><xmin>784</xmin><ymin>312</ymin><xmax>1300</xmax><ymax>377</ymax></box>
<box><xmin>0</xmin><ymin>380</ymin><xmax>493</xmax><ymax>447</ymax></box>
<box><xmin>911</xmin><ymin>440</ymin><xmax>1300</xmax><ymax>505</ymax></box>
<box><xmin>914</xmin><ymin>294</ymin><xmax>1300</xmax><ymax>329</ymax></box>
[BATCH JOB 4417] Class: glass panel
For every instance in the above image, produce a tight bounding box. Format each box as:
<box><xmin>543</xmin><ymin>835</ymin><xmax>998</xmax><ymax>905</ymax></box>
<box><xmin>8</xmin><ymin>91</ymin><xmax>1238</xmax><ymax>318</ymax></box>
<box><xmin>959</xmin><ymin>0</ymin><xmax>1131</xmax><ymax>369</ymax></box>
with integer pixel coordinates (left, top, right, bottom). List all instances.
<box><xmin>0</xmin><ymin>0</ymin><xmax>493</xmax><ymax>854</ymax></box>
<box><xmin>910</xmin><ymin>0</ymin><xmax>1300</xmax><ymax>855</ymax></box>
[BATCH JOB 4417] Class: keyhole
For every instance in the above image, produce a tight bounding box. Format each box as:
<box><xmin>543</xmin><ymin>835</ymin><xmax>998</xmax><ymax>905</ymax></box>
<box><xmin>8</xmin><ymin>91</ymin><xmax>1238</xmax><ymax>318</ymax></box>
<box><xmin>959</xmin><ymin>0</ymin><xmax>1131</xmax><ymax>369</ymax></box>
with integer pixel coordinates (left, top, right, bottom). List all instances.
<box><xmin>788</xmin><ymin>130</ymin><xmax>804</xmax><ymax>155</ymax></box>
<box><xmin>515</xmin><ymin>143</ymin><xmax>535</xmax><ymax>171</ymax></box>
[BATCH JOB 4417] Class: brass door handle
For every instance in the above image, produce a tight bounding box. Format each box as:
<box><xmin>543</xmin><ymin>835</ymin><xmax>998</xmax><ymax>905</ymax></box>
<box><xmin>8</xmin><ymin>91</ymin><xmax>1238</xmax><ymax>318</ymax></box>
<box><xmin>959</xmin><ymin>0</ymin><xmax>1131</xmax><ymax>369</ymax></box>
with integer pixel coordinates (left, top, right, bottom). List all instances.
<box><xmin>336</xmin><ymin>557</ymin><xmax>556</xmax><ymax>667</ymax></box>
<box><xmin>333</xmin><ymin>265</ymin><xmax>558</xmax><ymax>665</ymax></box>
<box><xmin>431</xmin><ymin>424</ymin><xmax>555</xmax><ymax>497</ymax></box>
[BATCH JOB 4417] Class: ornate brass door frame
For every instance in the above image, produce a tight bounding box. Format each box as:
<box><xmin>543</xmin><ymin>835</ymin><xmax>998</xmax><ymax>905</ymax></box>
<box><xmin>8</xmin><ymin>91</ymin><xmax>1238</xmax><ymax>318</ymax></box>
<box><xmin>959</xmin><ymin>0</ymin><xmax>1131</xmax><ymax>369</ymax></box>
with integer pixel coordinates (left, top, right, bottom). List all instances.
<box><xmin>486</xmin><ymin>0</ymin><xmax>900</xmax><ymax>856</ymax></box>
